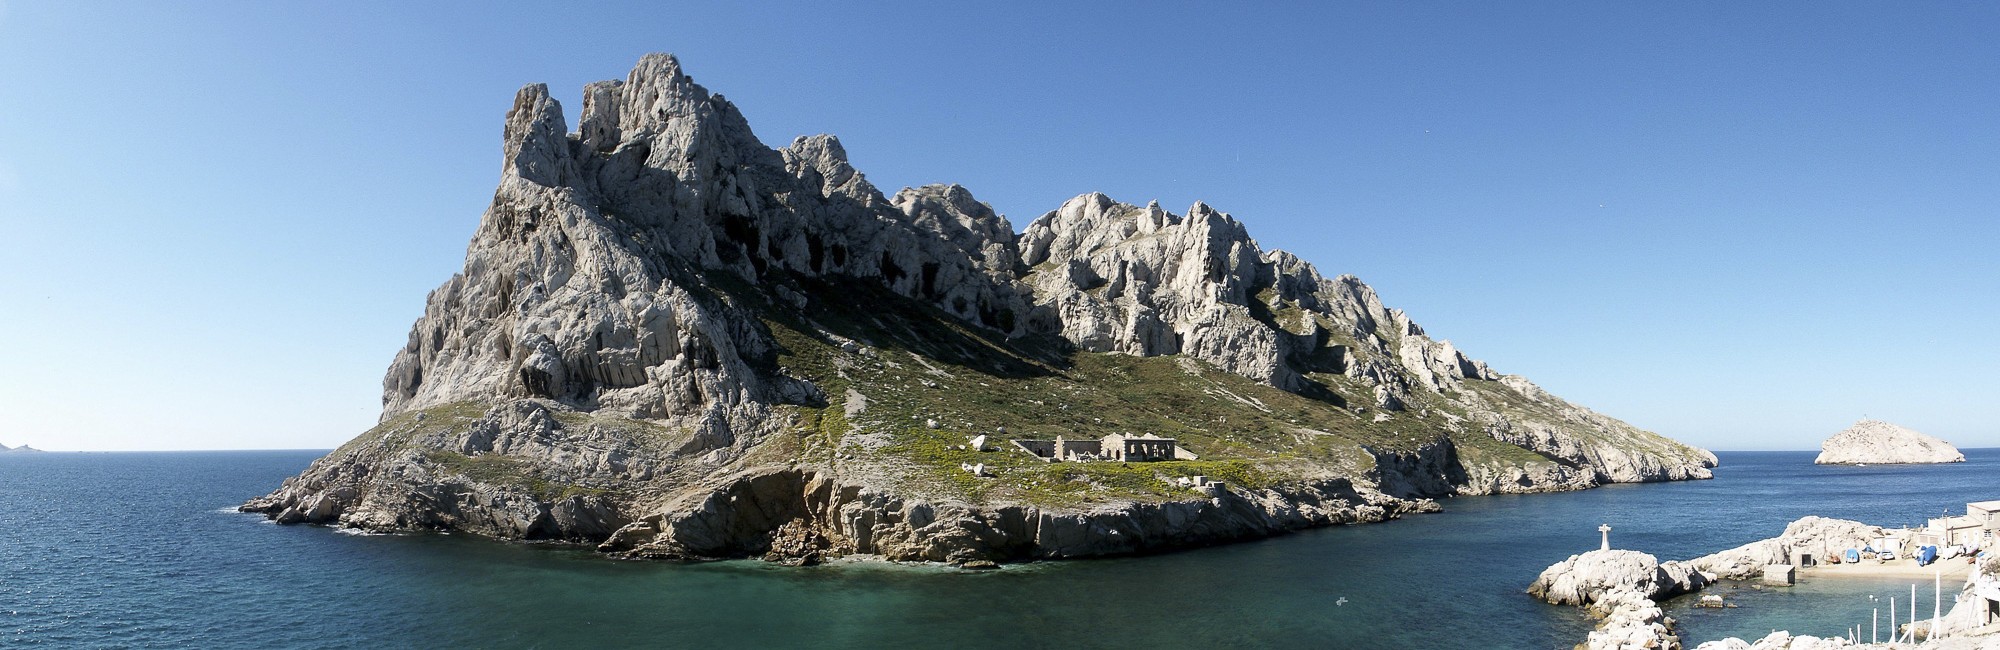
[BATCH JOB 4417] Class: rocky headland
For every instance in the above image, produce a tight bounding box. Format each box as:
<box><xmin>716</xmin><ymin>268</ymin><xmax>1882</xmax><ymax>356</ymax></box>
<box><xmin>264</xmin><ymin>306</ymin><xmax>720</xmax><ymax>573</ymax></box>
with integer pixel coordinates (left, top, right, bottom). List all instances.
<box><xmin>1529</xmin><ymin>549</ymin><xmax>1710</xmax><ymax>649</ymax></box>
<box><xmin>1816</xmin><ymin>420</ymin><xmax>1964</xmax><ymax>465</ymax></box>
<box><xmin>243</xmin><ymin>53</ymin><xmax>1716</xmax><ymax>565</ymax></box>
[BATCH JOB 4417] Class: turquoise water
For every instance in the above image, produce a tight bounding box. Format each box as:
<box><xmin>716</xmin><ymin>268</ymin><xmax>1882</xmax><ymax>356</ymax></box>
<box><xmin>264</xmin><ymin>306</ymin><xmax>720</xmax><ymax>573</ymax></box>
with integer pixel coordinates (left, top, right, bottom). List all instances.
<box><xmin>2</xmin><ymin>450</ymin><xmax>1993</xmax><ymax>648</ymax></box>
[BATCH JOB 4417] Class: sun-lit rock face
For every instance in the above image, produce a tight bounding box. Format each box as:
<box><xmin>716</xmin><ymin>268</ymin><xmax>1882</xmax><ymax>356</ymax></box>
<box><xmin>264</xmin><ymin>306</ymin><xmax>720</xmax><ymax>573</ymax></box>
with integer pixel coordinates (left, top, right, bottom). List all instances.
<box><xmin>1529</xmin><ymin>549</ymin><xmax>1709</xmax><ymax>650</ymax></box>
<box><xmin>1814</xmin><ymin>419</ymin><xmax>1964</xmax><ymax>465</ymax></box>
<box><xmin>379</xmin><ymin>55</ymin><xmax>1033</xmax><ymax>425</ymax></box>
<box><xmin>245</xmin><ymin>54</ymin><xmax>1717</xmax><ymax>564</ymax></box>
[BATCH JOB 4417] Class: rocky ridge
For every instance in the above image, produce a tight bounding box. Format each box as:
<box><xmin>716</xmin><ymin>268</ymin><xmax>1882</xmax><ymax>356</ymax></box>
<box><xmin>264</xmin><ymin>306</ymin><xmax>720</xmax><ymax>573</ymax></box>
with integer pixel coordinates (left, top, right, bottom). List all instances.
<box><xmin>1815</xmin><ymin>420</ymin><xmax>1964</xmax><ymax>465</ymax></box>
<box><xmin>244</xmin><ymin>54</ymin><xmax>1716</xmax><ymax>564</ymax></box>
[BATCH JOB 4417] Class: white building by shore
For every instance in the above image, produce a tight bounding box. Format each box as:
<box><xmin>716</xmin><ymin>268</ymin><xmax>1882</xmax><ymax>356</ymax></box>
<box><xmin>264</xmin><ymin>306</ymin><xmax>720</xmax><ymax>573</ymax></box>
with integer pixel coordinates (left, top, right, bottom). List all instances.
<box><xmin>1923</xmin><ymin>500</ymin><xmax>2000</xmax><ymax>548</ymax></box>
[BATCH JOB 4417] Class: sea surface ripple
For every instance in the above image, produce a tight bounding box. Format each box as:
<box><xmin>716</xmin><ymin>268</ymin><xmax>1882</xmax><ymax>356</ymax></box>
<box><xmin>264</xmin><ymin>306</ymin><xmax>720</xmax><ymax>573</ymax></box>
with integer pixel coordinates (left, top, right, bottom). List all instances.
<box><xmin>2</xmin><ymin>449</ymin><xmax>1994</xmax><ymax>648</ymax></box>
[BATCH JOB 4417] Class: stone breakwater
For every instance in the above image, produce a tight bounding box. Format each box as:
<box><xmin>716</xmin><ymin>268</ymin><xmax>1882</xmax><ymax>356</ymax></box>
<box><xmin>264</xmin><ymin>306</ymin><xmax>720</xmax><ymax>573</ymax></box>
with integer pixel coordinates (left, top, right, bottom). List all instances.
<box><xmin>1530</xmin><ymin>517</ymin><xmax>2000</xmax><ymax>650</ymax></box>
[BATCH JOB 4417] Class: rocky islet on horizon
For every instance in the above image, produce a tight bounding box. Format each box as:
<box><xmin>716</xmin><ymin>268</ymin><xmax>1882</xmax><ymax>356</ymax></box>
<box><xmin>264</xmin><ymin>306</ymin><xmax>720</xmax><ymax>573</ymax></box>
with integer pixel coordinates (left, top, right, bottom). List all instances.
<box><xmin>1816</xmin><ymin>420</ymin><xmax>1965</xmax><ymax>465</ymax></box>
<box><xmin>241</xmin><ymin>53</ymin><xmax>1717</xmax><ymax>565</ymax></box>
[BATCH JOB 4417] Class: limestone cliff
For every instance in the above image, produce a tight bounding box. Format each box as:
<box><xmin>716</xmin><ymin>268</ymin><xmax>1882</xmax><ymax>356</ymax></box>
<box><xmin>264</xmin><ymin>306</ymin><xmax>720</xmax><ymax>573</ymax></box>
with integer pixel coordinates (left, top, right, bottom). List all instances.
<box><xmin>1815</xmin><ymin>420</ymin><xmax>1964</xmax><ymax>465</ymax></box>
<box><xmin>244</xmin><ymin>54</ymin><xmax>1716</xmax><ymax>564</ymax></box>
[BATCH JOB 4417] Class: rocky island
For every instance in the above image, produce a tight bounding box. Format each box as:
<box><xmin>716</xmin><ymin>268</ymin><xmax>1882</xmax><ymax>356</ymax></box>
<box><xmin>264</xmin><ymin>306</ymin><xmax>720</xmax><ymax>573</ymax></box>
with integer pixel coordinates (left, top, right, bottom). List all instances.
<box><xmin>0</xmin><ymin>443</ymin><xmax>43</xmax><ymax>453</ymax></box>
<box><xmin>1815</xmin><ymin>420</ymin><xmax>1964</xmax><ymax>465</ymax></box>
<box><xmin>242</xmin><ymin>54</ymin><xmax>1716</xmax><ymax>565</ymax></box>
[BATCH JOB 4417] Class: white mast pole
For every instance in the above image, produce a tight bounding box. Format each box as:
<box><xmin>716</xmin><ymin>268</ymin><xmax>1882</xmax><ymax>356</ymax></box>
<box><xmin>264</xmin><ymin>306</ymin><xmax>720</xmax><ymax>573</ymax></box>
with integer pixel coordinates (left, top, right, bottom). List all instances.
<box><xmin>1911</xmin><ymin>583</ymin><xmax>1919</xmax><ymax>642</ymax></box>
<box><xmin>1933</xmin><ymin>567</ymin><xmax>1942</xmax><ymax>639</ymax></box>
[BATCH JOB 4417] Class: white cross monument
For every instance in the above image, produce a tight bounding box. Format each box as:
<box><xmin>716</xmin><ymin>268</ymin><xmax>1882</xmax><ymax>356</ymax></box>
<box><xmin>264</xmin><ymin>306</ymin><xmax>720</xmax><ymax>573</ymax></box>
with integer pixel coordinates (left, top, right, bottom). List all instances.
<box><xmin>1599</xmin><ymin>523</ymin><xmax>1612</xmax><ymax>551</ymax></box>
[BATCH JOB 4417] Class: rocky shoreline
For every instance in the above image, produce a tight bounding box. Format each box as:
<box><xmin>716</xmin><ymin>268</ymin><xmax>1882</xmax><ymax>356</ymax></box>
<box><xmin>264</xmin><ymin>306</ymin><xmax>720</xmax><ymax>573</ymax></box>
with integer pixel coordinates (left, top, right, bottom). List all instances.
<box><xmin>244</xmin><ymin>463</ymin><xmax>1441</xmax><ymax>566</ymax></box>
<box><xmin>1530</xmin><ymin>516</ymin><xmax>1999</xmax><ymax>650</ymax></box>
<box><xmin>240</xmin><ymin>396</ymin><xmax>1700</xmax><ymax>566</ymax></box>
<box><xmin>237</xmin><ymin>400</ymin><xmax>1444</xmax><ymax>565</ymax></box>
<box><xmin>596</xmin><ymin>468</ymin><xmax>1439</xmax><ymax>564</ymax></box>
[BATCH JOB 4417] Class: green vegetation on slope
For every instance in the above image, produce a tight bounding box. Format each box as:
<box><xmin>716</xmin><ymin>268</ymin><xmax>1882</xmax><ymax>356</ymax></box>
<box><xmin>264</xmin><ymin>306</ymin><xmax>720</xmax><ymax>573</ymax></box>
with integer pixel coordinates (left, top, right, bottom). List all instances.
<box><xmin>334</xmin><ymin>266</ymin><xmax>1665</xmax><ymax>511</ymax></box>
<box><xmin>420</xmin><ymin>450</ymin><xmax>612</xmax><ymax>501</ymax></box>
<box><xmin>735</xmin><ymin>273</ymin><xmax>1586</xmax><ymax>508</ymax></box>
<box><xmin>337</xmin><ymin>401</ymin><xmax>681</xmax><ymax>503</ymax></box>
<box><xmin>334</xmin><ymin>401</ymin><xmax>490</xmax><ymax>457</ymax></box>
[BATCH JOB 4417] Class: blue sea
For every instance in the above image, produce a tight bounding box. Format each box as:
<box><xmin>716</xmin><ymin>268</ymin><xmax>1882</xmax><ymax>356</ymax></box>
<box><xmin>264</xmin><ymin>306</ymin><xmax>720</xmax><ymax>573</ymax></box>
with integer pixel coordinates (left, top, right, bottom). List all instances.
<box><xmin>3</xmin><ymin>449</ymin><xmax>1994</xmax><ymax>649</ymax></box>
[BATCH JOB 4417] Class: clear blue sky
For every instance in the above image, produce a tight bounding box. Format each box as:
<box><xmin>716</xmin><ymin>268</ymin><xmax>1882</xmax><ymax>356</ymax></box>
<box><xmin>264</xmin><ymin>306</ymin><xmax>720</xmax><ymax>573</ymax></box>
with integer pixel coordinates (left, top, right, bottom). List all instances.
<box><xmin>1</xmin><ymin>2</ymin><xmax>1994</xmax><ymax>452</ymax></box>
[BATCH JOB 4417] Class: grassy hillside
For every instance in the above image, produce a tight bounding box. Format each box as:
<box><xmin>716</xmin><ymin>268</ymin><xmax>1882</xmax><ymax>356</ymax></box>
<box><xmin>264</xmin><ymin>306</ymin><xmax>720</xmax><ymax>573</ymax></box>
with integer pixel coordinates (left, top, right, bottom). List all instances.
<box><xmin>359</xmin><ymin>269</ymin><xmax>1678</xmax><ymax>513</ymax></box>
<box><xmin>741</xmin><ymin>272</ymin><xmax>1583</xmax><ymax>508</ymax></box>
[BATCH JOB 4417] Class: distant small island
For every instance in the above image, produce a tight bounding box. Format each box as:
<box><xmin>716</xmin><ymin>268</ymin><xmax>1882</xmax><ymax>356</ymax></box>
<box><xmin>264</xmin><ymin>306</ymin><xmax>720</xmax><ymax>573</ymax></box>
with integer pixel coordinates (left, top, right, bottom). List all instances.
<box><xmin>0</xmin><ymin>442</ymin><xmax>45</xmax><ymax>453</ymax></box>
<box><xmin>1814</xmin><ymin>419</ymin><xmax>1963</xmax><ymax>465</ymax></box>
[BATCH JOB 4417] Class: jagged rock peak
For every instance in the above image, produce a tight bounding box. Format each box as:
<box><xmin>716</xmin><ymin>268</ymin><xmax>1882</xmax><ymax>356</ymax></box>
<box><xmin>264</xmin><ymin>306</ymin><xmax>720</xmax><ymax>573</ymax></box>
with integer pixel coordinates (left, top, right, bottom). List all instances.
<box><xmin>1017</xmin><ymin>192</ymin><xmax>1414</xmax><ymax>390</ymax></box>
<box><xmin>618</xmin><ymin>53</ymin><xmax>708</xmax><ymax>130</ymax></box>
<box><xmin>380</xmin><ymin>54</ymin><xmax>1038</xmax><ymax>420</ymax></box>
<box><xmin>1019</xmin><ymin>193</ymin><xmax>1251</xmax><ymax>268</ymax></box>
<box><xmin>892</xmin><ymin>183</ymin><xmax>1021</xmax><ymax>276</ymax></box>
<box><xmin>782</xmin><ymin>134</ymin><xmax>873</xmax><ymax>200</ymax></box>
<box><xmin>250</xmin><ymin>53</ymin><xmax>1722</xmax><ymax>564</ymax></box>
<box><xmin>401</xmin><ymin>58</ymin><xmax>1721</xmax><ymax>504</ymax></box>
<box><xmin>502</xmin><ymin>83</ymin><xmax>574</xmax><ymax>187</ymax></box>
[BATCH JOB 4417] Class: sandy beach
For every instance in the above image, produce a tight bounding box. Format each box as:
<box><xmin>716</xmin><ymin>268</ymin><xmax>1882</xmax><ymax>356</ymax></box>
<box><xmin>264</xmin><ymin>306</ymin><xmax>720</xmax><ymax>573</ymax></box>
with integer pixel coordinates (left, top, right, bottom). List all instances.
<box><xmin>1802</xmin><ymin>557</ymin><xmax>1977</xmax><ymax>580</ymax></box>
